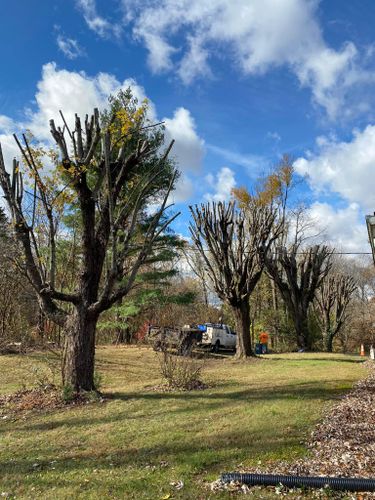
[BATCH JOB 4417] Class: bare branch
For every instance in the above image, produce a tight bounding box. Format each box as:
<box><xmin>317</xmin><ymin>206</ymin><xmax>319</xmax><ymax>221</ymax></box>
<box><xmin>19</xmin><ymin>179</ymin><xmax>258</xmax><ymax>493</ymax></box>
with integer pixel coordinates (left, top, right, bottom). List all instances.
<box><xmin>189</xmin><ymin>201</ymin><xmax>278</xmax><ymax>357</ymax></box>
<box><xmin>266</xmin><ymin>244</ymin><xmax>333</xmax><ymax>349</ymax></box>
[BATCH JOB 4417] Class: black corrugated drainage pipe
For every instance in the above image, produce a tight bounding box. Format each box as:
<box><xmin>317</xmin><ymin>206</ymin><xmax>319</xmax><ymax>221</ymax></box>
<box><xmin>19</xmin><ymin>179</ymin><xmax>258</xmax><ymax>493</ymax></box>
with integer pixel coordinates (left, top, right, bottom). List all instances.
<box><xmin>221</xmin><ymin>473</ymin><xmax>375</xmax><ymax>492</ymax></box>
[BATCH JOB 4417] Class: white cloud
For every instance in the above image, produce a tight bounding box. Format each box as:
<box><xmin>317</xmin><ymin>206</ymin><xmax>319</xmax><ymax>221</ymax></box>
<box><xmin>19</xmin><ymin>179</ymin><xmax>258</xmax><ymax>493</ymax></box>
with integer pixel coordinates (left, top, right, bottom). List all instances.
<box><xmin>23</xmin><ymin>62</ymin><xmax>119</xmax><ymax>140</ymax></box>
<box><xmin>0</xmin><ymin>116</ymin><xmax>16</xmax><ymax>135</ymax></box>
<box><xmin>204</xmin><ymin>166</ymin><xmax>236</xmax><ymax>202</ymax></box>
<box><xmin>121</xmin><ymin>0</ymin><xmax>369</xmax><ymax>117</ymax></box>
<box><xmin>0</xmin><ymin>131</ymin><xmax>21</xmax><ymax>212</ymax></box>
<box><xmin>0</xmin><ymin>63</ymin><xmax>204</xmax><ymax>203</ymax></box>
<box><xmin>141</xmin><ymin>33</ymin><xmax>176</xmax><ymax>74</ymax></box>
<box><xmin>2</xmin><ymin>63</ymin><xmax>155</xmax><ymax>142</ymax></box>
<box><xmin>76</xmin><ymin>0</ymin><xmax>122</xmax><ymax>39</ymax></box>
<box><xmin>164</xmin><ymin>108</ymin><xmax>205</xmax><ymax>174</ymax></box>
<box><xmin>57</xmin><ymin>35</ymin><xmax>85</xmax><ymax>59</ymax></box>
<box><xmin>170</xmin><ymin>174</ymin><xmax>194</xmax><ymax>203</ymax></box>
<box><xmin>306</xmin><ymin>202</ymin><xmax>368</xmax><ymax>253</ymax></box>
<box><xmin>177</xmin><ymin>36</ymin><xmax>211</xmax><ymax>85</ymax></box>
<box><xmin>0</xmin><ymin>133</ymin><xmax>19</xmax><ymax>172</ymax></box>
<box><xmin>294</xmin><ymin>125</ymin><xmax>375</xmax><ymax>213</ymax></box>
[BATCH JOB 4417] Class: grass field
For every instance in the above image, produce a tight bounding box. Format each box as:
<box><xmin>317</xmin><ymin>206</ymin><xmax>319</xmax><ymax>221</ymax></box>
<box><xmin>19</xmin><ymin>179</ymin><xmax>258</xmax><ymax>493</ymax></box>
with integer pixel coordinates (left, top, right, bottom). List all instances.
<box><xmin>0</xmin><ymin>347</ymin><xmax>366</xmax><ymax>499</ymax></box>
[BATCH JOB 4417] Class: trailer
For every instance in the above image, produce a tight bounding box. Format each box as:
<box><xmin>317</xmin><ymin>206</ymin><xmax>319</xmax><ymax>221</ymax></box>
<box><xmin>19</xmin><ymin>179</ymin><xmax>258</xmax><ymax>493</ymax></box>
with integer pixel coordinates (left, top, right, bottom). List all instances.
<box><xmin>147</xmin><ymin>325</ymin><xmax>203</xmax><ymax>355</ymax></box>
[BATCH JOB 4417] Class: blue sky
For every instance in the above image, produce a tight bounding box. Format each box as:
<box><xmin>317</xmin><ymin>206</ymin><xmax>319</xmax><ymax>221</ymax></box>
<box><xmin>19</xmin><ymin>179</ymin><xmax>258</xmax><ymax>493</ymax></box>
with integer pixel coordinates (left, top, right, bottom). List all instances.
<box><xmin>1</xmin><ymin>0</ymin><xmax>375</xmax><ymax>251</ymax></box>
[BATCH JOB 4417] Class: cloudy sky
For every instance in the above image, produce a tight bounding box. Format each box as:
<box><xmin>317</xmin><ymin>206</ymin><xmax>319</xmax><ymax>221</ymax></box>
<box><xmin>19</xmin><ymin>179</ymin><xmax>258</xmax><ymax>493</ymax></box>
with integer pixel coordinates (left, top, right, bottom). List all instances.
<box><xmin>1</xmin><ymin>0</ymin><xmax>375</xmax><ymax>252</ymax></box>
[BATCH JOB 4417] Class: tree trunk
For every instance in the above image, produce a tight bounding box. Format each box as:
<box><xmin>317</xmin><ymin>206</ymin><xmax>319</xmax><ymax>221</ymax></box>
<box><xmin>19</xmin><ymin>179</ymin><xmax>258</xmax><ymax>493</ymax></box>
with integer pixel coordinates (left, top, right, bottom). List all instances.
<box><xmin>270</xmin><ymin>277</ymin><xmax>279</xmax><ymax>349</ymax></box>
<box><xmin>115</xmin><ymin>325</ymin><xmax>132</xmax><ymax>344</ymax></box>
<box><xmin>294</xmin><ymin>309</ymin><xmax>310</xmax><ymax>350</ymax></box>
<box><xmin>324</xmin><ymin>330</ymin><xmax>334</xmax><ymax>352</ymax></box>
<box><xmin>36</xmin><ymin>307</ymin><xmax>46</xmax><ymax>340</ymax></box>
<box><xmin>233</xmin><ymin>300</ymin><xmax>254</xmax><ymax>358</ymax></box>
<box><xmin>62</xmin><ymin>308</ymin><xmax>98</xmax><ymax>392</ymax></box>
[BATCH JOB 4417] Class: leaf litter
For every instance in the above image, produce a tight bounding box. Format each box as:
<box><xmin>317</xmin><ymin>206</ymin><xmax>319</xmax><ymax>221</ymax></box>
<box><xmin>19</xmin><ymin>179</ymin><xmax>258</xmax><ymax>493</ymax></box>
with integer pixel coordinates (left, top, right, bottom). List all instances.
<box><xmin>0</xmin><ymin>385</ymin><xmax>105</xmax><ymax>418</ymax></box>
<box><xmin>211</xmin><ymin>360</ymin><xmax>375</xmax><ymax>498</ymax></box>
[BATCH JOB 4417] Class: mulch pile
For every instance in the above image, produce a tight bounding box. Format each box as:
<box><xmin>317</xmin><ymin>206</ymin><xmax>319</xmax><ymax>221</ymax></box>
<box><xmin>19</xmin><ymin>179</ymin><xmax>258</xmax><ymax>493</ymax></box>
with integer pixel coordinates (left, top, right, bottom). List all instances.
<box><xmin>211</xmin><ymin>360</ymin><xmax>375</xmax><ymax>498</ymax></box>
<box><xmin>0</xmin><ymin>386</ymin><xmax>104</xmax><ymax>418</ymax></box>
<box><xmin>0</xmin><ymin>386</ymin><xmax>63</xmax><ymax>416</ymax></box>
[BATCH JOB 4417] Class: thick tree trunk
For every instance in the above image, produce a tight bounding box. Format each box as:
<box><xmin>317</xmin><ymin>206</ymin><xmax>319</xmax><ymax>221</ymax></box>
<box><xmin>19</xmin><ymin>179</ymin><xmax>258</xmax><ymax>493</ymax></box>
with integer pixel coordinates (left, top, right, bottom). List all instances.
<box><xmin>294</xmin><ymin>309</ymin><xmax>310</xmax><ymax>351</ymax></box>
<box><xmin>62</xmin><ymin>308</ymin><xmax>98</xmax><ymax>392</ymax></box>
<box><xmin>233</xmin><ymin>300</ymin><xmax>254</xmax><ymax>358</ymax></box>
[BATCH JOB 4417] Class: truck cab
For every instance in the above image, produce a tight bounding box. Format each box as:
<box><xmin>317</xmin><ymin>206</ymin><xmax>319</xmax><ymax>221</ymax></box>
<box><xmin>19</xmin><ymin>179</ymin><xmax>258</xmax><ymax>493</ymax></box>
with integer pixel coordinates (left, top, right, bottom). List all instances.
<box><xmin>199</xmin><ymin>323</ymin><xmax>237</xmax><ymax>352</ymax></box>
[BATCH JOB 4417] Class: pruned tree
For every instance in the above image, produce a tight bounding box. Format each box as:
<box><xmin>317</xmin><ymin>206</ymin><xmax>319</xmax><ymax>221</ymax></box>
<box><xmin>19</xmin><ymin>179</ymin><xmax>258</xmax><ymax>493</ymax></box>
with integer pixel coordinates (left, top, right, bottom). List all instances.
<box><xmin>0</xmin><ymin>90</ymin><xmax>178</xmax><ymax>392</ymax></box>
<box><xmin>315</xmin><ymin>273</ymin><xmax>357</xmax><ymax>352</ymax></box>
<box><xmin>233</xmin><ymin>156</ymin><xmax>295</xmax><ymax>345</ymax></box>
<box><xmin>266</xmin><ymin>245</ymin><xmax>333</xmax><ymax>350</ymax></box>
<box><xmin>189</xmin><ymin>201</ymin><xmax>279</xmax><ymax>358</ymax></box>
<box><xmin>182</xmin><ymin>243</ymin><xmax>211</xmax><ymax>306</ymax></box>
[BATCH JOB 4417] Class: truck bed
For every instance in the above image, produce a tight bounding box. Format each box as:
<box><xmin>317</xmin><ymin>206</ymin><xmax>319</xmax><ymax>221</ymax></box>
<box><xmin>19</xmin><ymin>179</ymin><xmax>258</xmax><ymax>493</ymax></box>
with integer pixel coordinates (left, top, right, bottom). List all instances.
<box><xmin>147</xmin><ymin>326</ymin><xmax>203</xmax><ymax>355</ymax></box>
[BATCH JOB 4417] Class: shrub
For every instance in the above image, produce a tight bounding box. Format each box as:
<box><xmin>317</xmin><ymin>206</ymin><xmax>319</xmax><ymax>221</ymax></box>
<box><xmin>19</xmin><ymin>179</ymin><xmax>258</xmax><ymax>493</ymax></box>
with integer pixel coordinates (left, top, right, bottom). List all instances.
<box><xmin>158</xmin><ymin>349</ymin><xmax>205</xmax><ymax>390</ymax></box>
<box><xmin>26</xmin><ymin>359</ymin><xmax>58</xmax><ymax>390</ymax></box>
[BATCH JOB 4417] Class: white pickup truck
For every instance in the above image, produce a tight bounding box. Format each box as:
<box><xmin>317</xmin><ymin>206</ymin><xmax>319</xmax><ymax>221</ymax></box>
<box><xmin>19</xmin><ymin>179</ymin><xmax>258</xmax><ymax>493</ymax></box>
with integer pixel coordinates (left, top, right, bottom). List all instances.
<box><xmin>199</xmin><ymin>323</ymin><xmax>237</xmax><ymax>352</ymax></box>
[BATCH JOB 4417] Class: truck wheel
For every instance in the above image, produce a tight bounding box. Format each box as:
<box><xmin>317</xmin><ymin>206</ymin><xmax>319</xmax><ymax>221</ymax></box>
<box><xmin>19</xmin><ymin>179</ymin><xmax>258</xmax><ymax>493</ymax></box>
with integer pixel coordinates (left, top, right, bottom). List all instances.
<box><xmin>180</xmin><ymin>340</ymin><xmax>192</xmax><ymax>356</ymax></box>
<box><xmin>153</xmin><ymin>341</ymin><xmax>161</xmax><ymax>351</ymax></box>
<box><xmin>212</xmin><ymin>340</ymin><xmax>220</xmax><ymax>353</ymax></box>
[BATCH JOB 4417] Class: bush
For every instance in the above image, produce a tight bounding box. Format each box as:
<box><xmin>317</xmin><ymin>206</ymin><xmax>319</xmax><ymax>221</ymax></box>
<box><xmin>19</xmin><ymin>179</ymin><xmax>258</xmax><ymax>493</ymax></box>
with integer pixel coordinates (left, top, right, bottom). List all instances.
<box><xmin>158</xmin><ymin>349</ymin><xmax>205</xmax><ymax>390</ymax></box>
<box><xmin>25</xmin><ymin>358</ymin><xmax>58</xmax><ymax>390</ymax></box>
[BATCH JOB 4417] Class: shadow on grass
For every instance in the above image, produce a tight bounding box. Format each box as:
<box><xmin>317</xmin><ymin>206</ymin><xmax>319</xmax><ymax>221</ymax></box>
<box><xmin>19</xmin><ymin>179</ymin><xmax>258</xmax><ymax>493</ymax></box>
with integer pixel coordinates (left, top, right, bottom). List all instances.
<box><xmin>105</xmin><ymin>381</ymin><xmax>351</xmax><ymax>411</ymax></box>
<box><xmin>20</xmin><ymin>379</ymin><xmax>353</xmax><ymax>433</ymax></box>
<box><xmin>269</xmin><ymin>356</ymin><xmax>364</xmax><ymax>364</ymax></box>
<box><xmin>0</xmin><ymin>426</ymin><xmax>304</xmax><ymax>479</ymax></box>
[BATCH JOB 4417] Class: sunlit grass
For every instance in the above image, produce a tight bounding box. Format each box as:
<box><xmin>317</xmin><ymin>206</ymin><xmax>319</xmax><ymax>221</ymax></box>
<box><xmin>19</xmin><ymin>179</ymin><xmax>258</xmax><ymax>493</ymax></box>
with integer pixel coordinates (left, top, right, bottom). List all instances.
<box><xmin>0</xmin><ymin>347</ymin><xmax>365</xmax><ymax>499</ymax></box>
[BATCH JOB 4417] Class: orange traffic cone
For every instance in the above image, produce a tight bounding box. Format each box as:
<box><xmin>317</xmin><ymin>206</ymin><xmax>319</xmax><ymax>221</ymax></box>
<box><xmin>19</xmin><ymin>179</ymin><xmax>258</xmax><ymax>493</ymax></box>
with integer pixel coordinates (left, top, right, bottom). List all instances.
<box><xmin>360</xmin><ymin>344</ymin><xmax>365</xmax><ymax>356</ymax></box>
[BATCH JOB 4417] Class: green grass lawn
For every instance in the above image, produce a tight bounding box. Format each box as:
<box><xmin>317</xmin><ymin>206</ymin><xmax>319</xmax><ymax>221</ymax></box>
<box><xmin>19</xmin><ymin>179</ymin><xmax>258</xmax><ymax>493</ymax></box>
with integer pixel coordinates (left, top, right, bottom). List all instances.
<box><xmin>0</xmin><ymin>347</ymin><xmax>366</xmax><ymax>499</ymax></box>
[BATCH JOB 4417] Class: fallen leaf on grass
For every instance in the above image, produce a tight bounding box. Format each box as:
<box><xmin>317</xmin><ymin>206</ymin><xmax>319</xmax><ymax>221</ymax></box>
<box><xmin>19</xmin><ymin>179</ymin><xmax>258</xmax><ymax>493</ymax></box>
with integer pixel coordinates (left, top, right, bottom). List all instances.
<box><xmin>170</xmin><ymin>480</ymin><xmax>184</xmax><ymax>490</ymax></box>
<box><xmin>210</xmin><ymin>361</ymin><xmax>375</xmax><ymax>497</ymax></box>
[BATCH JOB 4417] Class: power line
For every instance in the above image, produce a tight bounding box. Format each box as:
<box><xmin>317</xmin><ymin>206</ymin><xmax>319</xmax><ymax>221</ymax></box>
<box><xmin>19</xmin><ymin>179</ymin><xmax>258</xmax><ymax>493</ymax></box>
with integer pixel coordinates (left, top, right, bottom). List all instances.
<box><xmin>183</xmin><ymin>247</ymin><xmax>373</xmax><ymax>256</ymax></box>
<box><xmin>330</xmin><ymin>252</ymin><xmax>372</xmax><ymax>255</ymax></box>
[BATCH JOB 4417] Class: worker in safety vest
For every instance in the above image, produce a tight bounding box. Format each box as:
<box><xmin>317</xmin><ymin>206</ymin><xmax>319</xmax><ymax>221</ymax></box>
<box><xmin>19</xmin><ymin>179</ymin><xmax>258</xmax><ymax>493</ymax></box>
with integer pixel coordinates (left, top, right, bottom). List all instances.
<box><xmin>259</xmin><ymin>332</ymin><xmax>269</xmax><ymax>353</ymax></box>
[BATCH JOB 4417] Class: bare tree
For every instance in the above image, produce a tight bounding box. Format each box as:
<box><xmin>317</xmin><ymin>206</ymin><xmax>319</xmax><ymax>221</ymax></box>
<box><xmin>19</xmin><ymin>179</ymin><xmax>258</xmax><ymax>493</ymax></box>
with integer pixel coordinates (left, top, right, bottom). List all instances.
<box><xmin>189</xmin><ymin>201</ymin><xmax>279</xmax><ymax>358</ymax></box>
<box><xmin>315</xmin><ymin>273</ymin><xmax>357</xmax><ymax>352</ymax></box>
<box><xmin>266</xmin><ymin>245</ymin><xmax>333</xmax><ymax>350</ymax></box>
<box><xmin>0</xmin><ymin>91</ymin><xmax>178</xmax><ymax>392</ymax></box>
<box><xmin>182</xmin><ymin>244</ymin><xmax>211</xmax><ymax>306</ymax></box>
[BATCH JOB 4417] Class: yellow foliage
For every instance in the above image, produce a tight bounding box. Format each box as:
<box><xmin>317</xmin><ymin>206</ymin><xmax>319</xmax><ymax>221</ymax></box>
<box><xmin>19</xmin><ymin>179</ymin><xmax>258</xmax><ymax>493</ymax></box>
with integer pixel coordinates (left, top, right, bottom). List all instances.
<box><xmin>109</xmin><ymin>99</ymin><xmax>148</xmax><ymax>140</ymax></box>
<box><xmin>232</xmin><ymin>154</ymin><xmax>294</xmax><ymax>208</ymax></box>
<box><xmin>231</xmin><ymin>187</ymin><xmax>252</xmax><ymax>208</ymax></box>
